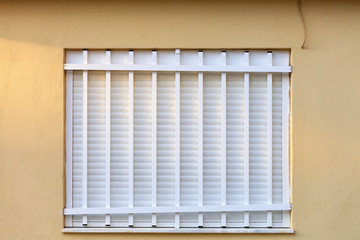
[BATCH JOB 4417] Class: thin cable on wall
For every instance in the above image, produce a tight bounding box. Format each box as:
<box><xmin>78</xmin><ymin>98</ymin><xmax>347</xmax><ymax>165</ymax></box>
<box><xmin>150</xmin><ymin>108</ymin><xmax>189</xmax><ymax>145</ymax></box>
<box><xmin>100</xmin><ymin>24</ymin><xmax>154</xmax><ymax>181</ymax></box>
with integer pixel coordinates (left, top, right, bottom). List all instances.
<box><xmin>298</xmin><ymin>0</ymin><xmax>307</xmax><ymax>48</ymax></box>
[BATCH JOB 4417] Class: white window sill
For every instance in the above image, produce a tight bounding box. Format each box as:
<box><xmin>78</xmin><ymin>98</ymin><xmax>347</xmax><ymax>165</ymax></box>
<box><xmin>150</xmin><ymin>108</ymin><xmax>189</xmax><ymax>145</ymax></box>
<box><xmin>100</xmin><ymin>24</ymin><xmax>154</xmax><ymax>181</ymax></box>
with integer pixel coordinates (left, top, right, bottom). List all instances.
<box><xmin>62</xmin><ymin>228</ymin><xmax>294</xmax><ymax>234</ymax></box>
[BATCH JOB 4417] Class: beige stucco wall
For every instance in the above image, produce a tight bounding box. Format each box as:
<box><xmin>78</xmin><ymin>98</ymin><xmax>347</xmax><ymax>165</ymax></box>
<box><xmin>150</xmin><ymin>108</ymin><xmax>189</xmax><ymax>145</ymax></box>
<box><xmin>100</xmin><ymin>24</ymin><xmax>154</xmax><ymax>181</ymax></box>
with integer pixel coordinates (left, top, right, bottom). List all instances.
<box><xmin>0</xmin><ymin>0</ymin><xmax>360</xmax><ymax>239</ymax></box>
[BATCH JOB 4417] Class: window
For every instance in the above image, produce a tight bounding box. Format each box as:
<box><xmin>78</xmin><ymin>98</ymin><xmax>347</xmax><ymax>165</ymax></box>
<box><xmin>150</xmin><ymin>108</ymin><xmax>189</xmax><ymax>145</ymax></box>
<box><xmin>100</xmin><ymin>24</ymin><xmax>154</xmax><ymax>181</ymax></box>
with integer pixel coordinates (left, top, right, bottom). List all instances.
<box><xmin>64</xmin><ymin>49</ymin><xmax>291</xmax><ymax>232</ymax></box>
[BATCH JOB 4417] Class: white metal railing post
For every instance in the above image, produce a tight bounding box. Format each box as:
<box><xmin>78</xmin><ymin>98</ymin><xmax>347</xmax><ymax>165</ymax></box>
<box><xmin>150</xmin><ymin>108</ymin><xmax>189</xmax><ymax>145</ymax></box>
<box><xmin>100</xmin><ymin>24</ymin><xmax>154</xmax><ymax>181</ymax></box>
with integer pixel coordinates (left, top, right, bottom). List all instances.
<box><xmin>65</xmin><ymin>70</ymin><xmax>73</xmax><ymax>227</ymax></box>
<box><xmin>266</xmin><ymin>51</ymin><xmax>273</xmax><ymax>227</ymax></box>
<box><xmin>175</xmin><ymin>49</ymin><xmax>181</xmax><ymax>228</ymax></box>
<box><xmin>128</xmin><ymin>50</ymin><xmax>134</xmax><ymax>227</ymax></box>
<box><xmin>221</xmin><ymin>51</ymin><xmax>227</xmax><ymax>228</ymax></box>
<box><xmin>198</xmin><ymin>50</ymin><xmax>204</xmax><ymax>228</ymax></box>
<box><xmin>105</xmin><ymin>50</ymin><xmax>111</xmax><ymax>226</ymax></box>
<box><xmin>82</xmin><ymin>49</ymin><xmax>88</xmax><ymax>226</ymax></box>
<box><xmin>282</xmin><ymin>72</ymin><xmax>291</xmax><ymax>227</ymax></box>
<box><xmin>244</xmin><ymin>51</ymin><xmax>250</xmax><ymax>228</ymax></box>
<box><xmin>152</xmin><ymin>50</ymin><xmax>158</xmax><ymax>227</ymax></box>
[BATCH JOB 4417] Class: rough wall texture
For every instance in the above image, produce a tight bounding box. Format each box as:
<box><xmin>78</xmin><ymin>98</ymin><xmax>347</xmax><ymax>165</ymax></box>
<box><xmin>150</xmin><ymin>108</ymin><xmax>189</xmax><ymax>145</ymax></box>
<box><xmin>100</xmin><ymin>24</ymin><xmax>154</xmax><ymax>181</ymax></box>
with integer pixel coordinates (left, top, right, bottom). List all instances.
<box><xmin>0</xmin><ymin>0</ymin><xmax>360</xmax><ymax>240</ymax></box>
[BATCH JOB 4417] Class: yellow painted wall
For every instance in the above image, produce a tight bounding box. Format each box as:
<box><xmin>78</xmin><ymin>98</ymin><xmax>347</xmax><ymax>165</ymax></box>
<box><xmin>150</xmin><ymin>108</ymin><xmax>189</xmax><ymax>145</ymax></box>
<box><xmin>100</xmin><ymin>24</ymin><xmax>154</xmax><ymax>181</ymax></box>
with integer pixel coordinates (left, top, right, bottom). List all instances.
<box><xmin>0</xmin><ymin>0</ymin><xmax>360</xmax><ymax>239</ymax></box>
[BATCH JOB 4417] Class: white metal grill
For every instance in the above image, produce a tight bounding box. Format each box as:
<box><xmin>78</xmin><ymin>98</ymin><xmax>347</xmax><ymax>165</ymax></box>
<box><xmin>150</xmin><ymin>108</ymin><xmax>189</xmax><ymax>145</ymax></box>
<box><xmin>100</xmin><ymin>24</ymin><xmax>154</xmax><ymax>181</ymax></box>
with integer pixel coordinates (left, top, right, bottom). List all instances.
<box><xmin>65</xmin><ymin>49</ymin><xmax>291</xmax><ymax>229</ymax></box>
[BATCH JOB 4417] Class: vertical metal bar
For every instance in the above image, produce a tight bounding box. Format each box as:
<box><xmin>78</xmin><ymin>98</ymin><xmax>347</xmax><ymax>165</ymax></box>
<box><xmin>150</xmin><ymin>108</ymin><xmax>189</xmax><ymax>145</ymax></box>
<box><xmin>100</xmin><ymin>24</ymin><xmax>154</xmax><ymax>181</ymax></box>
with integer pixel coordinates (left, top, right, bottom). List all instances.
<box><xmin>267</xmin><ymin>51</ymin><xmax>273</xmax><ymax>228</ymax></box>
<box><xmin>105</xmin><ymin>50</ymin><xmax>111</xmax><ymax>227</ymax></box>
<box><xmin>151</xmin><ymin>50</ymin><xmax>158</xmax><ymax>227</ymax></box>
<box><xmin>198</xmin><ymin>50</ymin><xmax>204</xmax><ymax>228</ymax></box>
<box><xmin>175</xmin><ymin>49</ymin><xmax>181</xmax><ymax>228</ymax></box>
<box><xmin>282</xmin><ymin>71</ymin><xmax>290</xmax><ymax>227</ymax></box>
<box><xmin>244</xmin><ymin>51</ymin><xmax>250</xmax><ymax>228</ymax></box>
<box><xmin>128</xmin><ymin>50</ymin><xmax>134</xmax><ymax>227</ymax></box>
<box><xmin>221</xmin><ymin>51</ymin><xmax>227</xmax><ymax>228</ymax></box>
<box><xmin>82</xmin><ymin>49</ymin><xmax>88</xmax><ymax>226</ymax></box>
<box><xmin>65</xmin><ymin>70</ymin><xmax>73</xmax><ymax>227</ymax></box>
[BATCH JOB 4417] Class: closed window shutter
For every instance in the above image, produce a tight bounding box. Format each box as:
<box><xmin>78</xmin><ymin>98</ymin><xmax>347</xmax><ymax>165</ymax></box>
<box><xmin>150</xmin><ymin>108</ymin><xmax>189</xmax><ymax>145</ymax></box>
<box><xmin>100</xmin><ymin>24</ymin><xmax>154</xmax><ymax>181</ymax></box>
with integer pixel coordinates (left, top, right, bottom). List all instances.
<box><xmin>110</xmin><ymin>72</ymin><xmax>129</xmax><ymax>227</ymax></box>
<box><xmin>65</xmin><ymin>49</ymin><xmax>291</xmax><ymax>229</ymax></box>
<box><xmin>157</xmin><ymin>73</ymin><xmax>176</xmax><ymax>227</ymax></box>
<box><xmin>226</xmin><ymin>73</ymin><xmax>245</xmax><ymax>227</ymax></box>
<box><xmin>71</xmin><ymin>71</ymin><xmax>83</xmax><ymax>225</ymax></box>
<box><xmin>203</xmin><ymin>74</ymin><xmax>222</xmax><ymax>227</ymax></box>
<box><xmin>180</xmin><ymin>73</ymin><xmax>199</xmax><ymax>227</ymax></box>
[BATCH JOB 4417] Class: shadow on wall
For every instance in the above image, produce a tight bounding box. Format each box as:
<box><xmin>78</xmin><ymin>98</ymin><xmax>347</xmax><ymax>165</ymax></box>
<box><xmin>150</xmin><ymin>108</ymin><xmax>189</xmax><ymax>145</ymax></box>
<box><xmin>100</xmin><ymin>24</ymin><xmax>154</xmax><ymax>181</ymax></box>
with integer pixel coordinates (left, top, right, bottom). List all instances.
<box><xmin>0</xmin><ymin>0</ymin><xmax>304</xmax><ymax>49</ymax></box>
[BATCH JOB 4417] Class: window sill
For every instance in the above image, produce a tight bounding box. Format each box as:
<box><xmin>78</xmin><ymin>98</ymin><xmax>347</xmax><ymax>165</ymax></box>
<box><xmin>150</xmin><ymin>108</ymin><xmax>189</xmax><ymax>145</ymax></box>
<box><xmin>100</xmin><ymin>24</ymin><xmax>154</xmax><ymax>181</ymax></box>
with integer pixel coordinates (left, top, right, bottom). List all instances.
<box><xmin>63</xmin><ymin>228</ymin><xmax>294</xmax><ymax>234</ymax></box>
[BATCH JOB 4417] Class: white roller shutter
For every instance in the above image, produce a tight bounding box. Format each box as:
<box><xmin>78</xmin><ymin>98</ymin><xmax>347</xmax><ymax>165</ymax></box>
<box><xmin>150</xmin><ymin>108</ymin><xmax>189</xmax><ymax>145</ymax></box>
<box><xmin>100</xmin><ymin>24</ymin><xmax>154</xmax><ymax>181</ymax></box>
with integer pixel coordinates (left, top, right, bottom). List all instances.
<box><xmin>65</xmin><ymin>49</ymin><xmax>291</xmax><ymax>229</ymax></box>
<box><xmin>110</xmin><ymin>71</ymin><xmax>129</xmax><ymax>227</ymax></box>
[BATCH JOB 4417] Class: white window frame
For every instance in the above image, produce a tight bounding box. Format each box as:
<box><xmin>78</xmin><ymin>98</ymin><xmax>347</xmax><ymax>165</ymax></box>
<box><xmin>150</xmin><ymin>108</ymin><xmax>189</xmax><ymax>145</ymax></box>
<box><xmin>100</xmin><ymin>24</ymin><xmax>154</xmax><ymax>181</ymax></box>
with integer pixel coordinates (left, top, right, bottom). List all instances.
<box><xmin>64</xmin><ymin>49</ymin><xmax>292</xmax><ymax>233</ymax></box>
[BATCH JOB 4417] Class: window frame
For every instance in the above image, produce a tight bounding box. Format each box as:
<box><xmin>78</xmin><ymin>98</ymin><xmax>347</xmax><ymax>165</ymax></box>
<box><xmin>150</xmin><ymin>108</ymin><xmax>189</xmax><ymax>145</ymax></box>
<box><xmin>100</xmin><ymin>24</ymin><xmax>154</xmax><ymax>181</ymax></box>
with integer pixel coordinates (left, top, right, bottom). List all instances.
<box><xmin>64</xmin><ymin>49</ymin><xmax>292</xmax><ymax>233</ymax></box>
